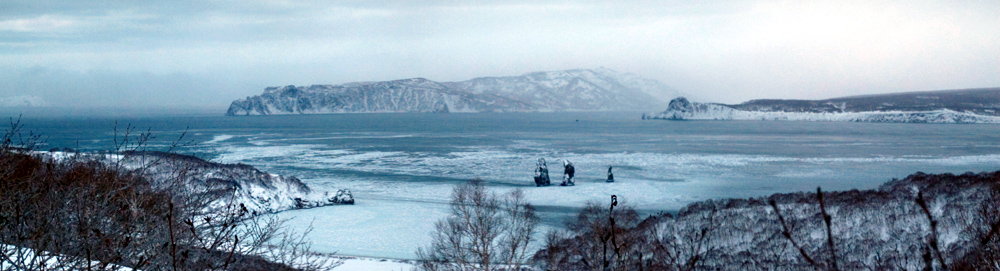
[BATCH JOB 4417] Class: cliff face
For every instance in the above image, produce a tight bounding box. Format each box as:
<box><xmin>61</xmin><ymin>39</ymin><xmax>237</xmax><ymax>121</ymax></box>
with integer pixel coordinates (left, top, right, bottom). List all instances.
<box><xmin>226</xmin><ymin>68</ymin><xmax>680</xmax><ymax>115</ymax></box>
<box><xmin>647</xmin><ymin>88</ymin><xmax>1000</xmax><ymax>123</ymax></box>
<box><xmin>227</xmin><ymin>78</ymin><xmax>536</xmax><ymax>115</ymax></box>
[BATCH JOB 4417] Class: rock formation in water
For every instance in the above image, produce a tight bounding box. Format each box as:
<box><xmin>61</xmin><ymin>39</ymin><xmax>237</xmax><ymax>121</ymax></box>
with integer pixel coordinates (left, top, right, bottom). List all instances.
<box><xmin>226</xmin><ymin>68</ymin><xmax>682</xmax><ymax>115</ymax></box>
<box><xmin>646</xmin><ymin>88</ymin><xmax>1000</xmax><ymax>123</ymax></box>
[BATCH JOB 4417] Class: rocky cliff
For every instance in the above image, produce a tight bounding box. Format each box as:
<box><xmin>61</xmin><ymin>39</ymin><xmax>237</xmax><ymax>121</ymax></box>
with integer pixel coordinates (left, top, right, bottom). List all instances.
<box><xmin>227</xmin><ymin>68</ymin><xmax>681</xmax><ymax>115</ymax></box>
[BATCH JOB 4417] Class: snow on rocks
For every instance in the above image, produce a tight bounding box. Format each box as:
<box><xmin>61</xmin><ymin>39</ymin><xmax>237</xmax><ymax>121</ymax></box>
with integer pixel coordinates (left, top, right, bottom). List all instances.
<box><xmin>38</xmin><ymin>151</ymin><xmax>354</xmax><ymax>215</ymax></box>
<box><xmin>123</xmin><ymin>151</ymin><xmax>355</xmax><ymax>215</ymax></box>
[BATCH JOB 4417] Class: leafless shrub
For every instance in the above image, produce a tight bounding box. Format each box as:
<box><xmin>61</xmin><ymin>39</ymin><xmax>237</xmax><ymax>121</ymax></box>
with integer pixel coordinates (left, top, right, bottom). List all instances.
<box><xmin>536</xmin><ymin>172</ymin><xmax>1000</xmax><ymax>270</ymax></box>
<box><xmin>953</xmin><ymin>183</ymin><xmax>1000</xmax><ymax>270</ymax></box>
<box><xmin>534</xmin><ymin>197</ymin><xmax>647</xmax><ymax>271</ymax></box>
<box><xmin>647</xmin><ymin>206</ymin><xmax>718</xmax><ymax>271</ymax></box>
<box><xmin>416</xmin><ymin>179</ymin><xmax>539</xmax><ymax>271</ymax></box>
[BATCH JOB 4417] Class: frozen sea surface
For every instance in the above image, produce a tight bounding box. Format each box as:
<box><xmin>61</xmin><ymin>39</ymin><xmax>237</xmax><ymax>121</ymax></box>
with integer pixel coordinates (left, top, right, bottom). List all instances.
<box><xmin>20</xmin><ymin>112</ymin><xmax>1000</xmax><ymax>259</ymax></box>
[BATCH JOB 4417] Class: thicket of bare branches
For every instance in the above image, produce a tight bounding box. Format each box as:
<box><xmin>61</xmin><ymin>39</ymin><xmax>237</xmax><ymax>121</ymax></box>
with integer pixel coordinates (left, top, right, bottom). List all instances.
<box><xmin>954</xmin><ymin>184</ymin><xmax>1000</xmax><ymax>269</ymax></box>
<box><xmin>535</xmin><ymin>171</ymin><xmax>1000</xmax><ymax>271</ymax></box>
<box><xmin>541</xmin><ymin>199</ymin><xmax>642</xmax><ymax>271</ymax></box>
<box><xmin>416</xmin><ymin>179</ymin><xmax>539</xmax><ymax>271</ymax></box>
<box><xmin>0</xmin><ymin>119</ymin><xmax>339</xmax><ymax>270</ymax></box>
<box><xmin>534</xmin><ymin>195</ymin><xmax>719</xmax><ymax>271</ymax></box>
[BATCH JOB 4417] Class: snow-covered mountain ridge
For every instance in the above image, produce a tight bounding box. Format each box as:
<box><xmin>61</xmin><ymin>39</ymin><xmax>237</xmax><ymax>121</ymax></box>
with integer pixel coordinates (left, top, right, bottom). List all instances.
<box><xmin>41</xmin><ymin>151</ymin><xmax>353</xmax><ymax>215</ymax></box>
<box><xmin>226</xmin><ymin>68</ymin><xmax>681</xmax><ymax>115</ymax></box>
<box><xmin>647</xmin><ymin>88</ymin><xmax>1000</xmax><ymax>123</ymax></box>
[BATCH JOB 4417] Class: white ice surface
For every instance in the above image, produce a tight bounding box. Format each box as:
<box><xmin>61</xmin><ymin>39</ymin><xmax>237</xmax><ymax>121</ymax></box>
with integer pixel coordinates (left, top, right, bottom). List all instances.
<box><xmin>214</xmin><ymin>140</ymin><xmax>1000</xmax><ymax>260</ymax></box>
<box><xmin>277</xmin><ymin>192</ymin><xmax>448</xmax><ymax>259</ymax></box>
<box><xmin>337</xmin><ymin>258</ymin><xmax>414</xmax><ymax>271</ymax></box>
<box><xmin>204</xmin><ymin>134</ymin><xmax>235</xmax><ymax>144</ymax></box>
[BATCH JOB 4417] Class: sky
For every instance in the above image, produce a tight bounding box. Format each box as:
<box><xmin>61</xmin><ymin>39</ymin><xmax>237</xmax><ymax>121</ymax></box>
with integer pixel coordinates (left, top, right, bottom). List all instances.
<box><xmin>1</xmin><ymin>0</ymin><xmax>998</xmax><ymax>110</ymax></box>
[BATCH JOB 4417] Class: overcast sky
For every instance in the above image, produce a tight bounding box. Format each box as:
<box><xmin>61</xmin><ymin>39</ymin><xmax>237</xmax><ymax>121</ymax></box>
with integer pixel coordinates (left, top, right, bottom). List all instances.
<box><xmin>2</xmin><ymin>0</ymin><xmax>998</xmax><ymax>109</ymax></box>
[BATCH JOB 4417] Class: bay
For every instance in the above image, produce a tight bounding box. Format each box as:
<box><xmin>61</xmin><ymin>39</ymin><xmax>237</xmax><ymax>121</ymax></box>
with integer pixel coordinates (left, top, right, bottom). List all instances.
<box><xmin>15</xmin><ymin>112</ymin><xmax>1000</xmax><ymax>259</ymax></box>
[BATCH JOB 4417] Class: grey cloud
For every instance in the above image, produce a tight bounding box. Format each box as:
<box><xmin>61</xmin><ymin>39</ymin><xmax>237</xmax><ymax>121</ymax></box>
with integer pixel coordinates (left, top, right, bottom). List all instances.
<box><xmin>0</xmin><ymin>67</ymin><xmax>252</xmax><ymax>108</ymax></box>
<box><xmin>1</xmin><ymin>0</ymin><xmax>998</xmax><ymax>108</ymax></box>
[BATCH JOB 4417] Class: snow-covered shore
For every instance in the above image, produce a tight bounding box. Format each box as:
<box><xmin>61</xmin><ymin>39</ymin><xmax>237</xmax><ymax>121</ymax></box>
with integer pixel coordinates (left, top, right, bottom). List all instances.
<box><xmin>646</xmin><ymin>97</ymin><xmax>1000</xmax><ymax>123</ymax></box>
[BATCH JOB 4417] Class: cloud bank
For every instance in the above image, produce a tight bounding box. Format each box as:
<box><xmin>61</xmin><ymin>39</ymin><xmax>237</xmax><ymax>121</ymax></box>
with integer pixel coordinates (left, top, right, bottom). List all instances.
<box><xmin>1</xmin><ymin>0</ymin><xmax>998</xmax><ymax>110</ymax></box>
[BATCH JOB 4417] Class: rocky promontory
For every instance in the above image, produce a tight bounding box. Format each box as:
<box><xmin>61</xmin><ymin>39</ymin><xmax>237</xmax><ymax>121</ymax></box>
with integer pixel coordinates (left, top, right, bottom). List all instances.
<box><xmin>43</xmin><ymin>151</ymin><xmax>353</xmax><ymax>215</ymax></box>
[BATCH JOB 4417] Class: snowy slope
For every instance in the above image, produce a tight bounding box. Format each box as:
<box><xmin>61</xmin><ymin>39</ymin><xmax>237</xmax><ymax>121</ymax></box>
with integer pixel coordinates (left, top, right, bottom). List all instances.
<box><xmin>591</xmin><ymin>67</ymin><xmax>682</xmax><ymax>105</ymax></box>
<box><xmin>648</xmin><ymin>97</ymin><xmax>1000</xmax><ymax>123</ymax></box>
<box><xmin>227</xmin><ymin>68</ymin><xmax>680</xmax><ymax>115</ymax></box>
<box><xmin>444</xmin><ymin>68</ymin><xmax>675</xmax><ymax>112</ymax></box>
<box><xmin>41</xmin><ymin>151</ymin><xmax>354</xmax><ymax>215</ymax></box>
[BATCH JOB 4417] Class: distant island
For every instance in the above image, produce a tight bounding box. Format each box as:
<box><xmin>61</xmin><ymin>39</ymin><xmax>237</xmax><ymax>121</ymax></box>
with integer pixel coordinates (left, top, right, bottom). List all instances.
<box><xmin>226</xmin><ymin>68</ymin><xmax>681</xmax><ymax>115</ymax></box>
<box><xmin>645</xmin><ymin>88</ymin><xmax>1000</xmax><ymax>123</ymax></box>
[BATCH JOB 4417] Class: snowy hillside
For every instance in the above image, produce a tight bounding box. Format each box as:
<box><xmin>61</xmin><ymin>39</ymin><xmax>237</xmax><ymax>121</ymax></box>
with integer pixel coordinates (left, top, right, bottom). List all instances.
<box><xmin>227</xmin><ymin>68</ymin><xmax>680</xmax><ymax>115</ymax></box>
<box><xmin>536</xmin><ymin>170</ymin><xmax>1000</xmax><ymax>270</ymax></box>
<box><xmin>42</xmin><ymin>151</ymin><xmax>353</xmax><ymax>215</ymax></box>
<box><xmin>655</xmin><ymin>171</ymin><xmax>999</xmax><ymax>269</ymax></box>
<box><xmin>442</xmin><ymin>68</ymin><xmax>677</xmax><ymax>112</ymax></box>
<box><xmin>647</xmin><ymin>96</ymin><xmax>1000</xmax><ymax>123</ymax></box>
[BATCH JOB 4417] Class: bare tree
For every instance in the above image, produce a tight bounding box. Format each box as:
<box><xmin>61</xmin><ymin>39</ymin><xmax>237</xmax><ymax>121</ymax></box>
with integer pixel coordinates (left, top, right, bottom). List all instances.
<box><xmin>499</xmin><ymin>188</ymin><xmax>539</xmax><ymax>270</ymax></box>
<box><xmin>417</xmin><ymin>179</ymin><xmax>539</xmax><ymax>271</ymax></box>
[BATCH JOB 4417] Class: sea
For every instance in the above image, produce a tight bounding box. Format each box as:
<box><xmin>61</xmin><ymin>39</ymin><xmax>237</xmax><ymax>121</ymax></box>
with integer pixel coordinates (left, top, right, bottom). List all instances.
<box><xmin>14</xmin><ymin>111</ymin><xmax>1000</xmax><ymax>259</ymax></box>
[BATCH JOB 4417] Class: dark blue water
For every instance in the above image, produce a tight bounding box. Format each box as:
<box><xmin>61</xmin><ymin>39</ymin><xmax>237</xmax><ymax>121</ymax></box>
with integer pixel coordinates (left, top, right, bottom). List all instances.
<box><xmin>21</xmin><ymin>112</ymin><xmax>1000</xmax><ymax>156</ymax></box>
